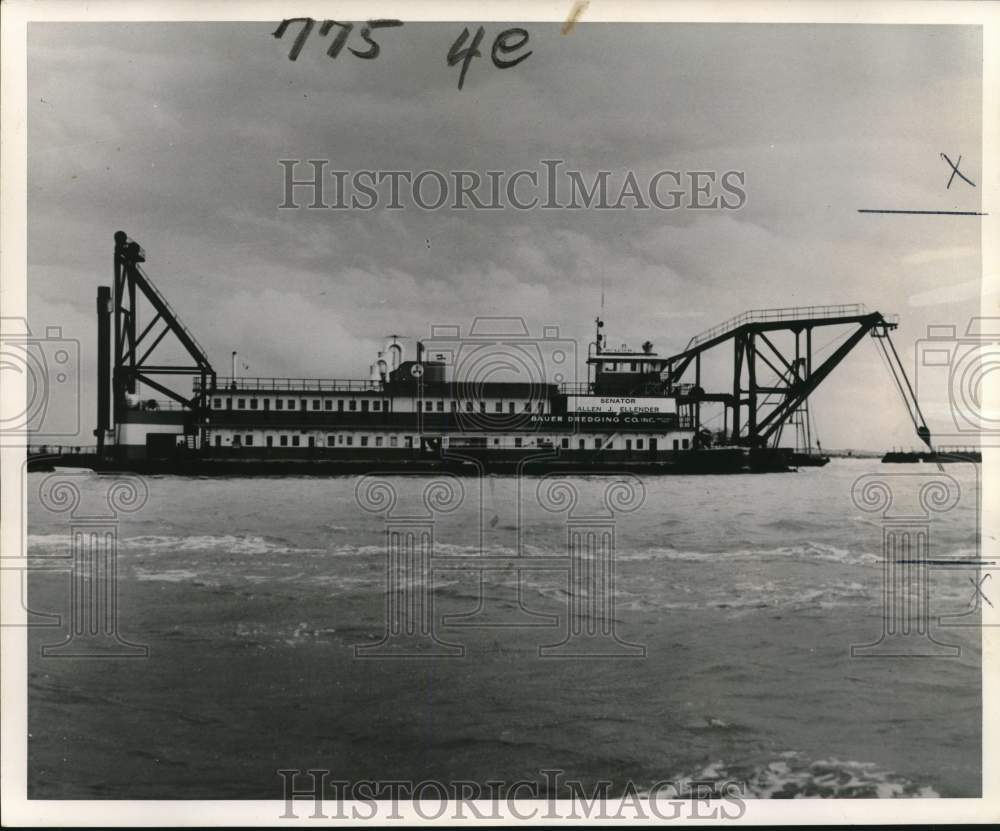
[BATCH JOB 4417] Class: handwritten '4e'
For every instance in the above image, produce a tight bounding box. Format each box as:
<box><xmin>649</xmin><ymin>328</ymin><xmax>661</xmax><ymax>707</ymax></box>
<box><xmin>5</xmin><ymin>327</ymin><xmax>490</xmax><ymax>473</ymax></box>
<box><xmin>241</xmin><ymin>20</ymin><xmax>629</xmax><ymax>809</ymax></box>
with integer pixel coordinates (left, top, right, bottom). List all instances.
<box><xmin>448</xmin><ymin>27</ymin><xmax>532</xmax><ymax>90</ymax></box>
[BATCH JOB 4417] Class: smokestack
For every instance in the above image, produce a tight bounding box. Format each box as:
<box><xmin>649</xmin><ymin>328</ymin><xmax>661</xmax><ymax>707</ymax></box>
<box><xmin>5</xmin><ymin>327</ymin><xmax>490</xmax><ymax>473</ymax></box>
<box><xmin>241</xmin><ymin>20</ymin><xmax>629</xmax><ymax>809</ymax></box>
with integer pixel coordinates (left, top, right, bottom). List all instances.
<box><xmin>387</xmin><ymin>341</ymin><xmax>403</xmax><ymax>371</ymax></box>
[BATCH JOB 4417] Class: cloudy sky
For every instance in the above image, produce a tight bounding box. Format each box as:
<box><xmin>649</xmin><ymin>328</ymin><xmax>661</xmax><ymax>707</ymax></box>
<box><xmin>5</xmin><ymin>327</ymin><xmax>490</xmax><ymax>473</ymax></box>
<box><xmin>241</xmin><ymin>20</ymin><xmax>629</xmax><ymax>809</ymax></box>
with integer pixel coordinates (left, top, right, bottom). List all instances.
<box><xmin>27</xmin><ymin>22</ymin><xmax>983</xmax><ymax>449</ymax></box>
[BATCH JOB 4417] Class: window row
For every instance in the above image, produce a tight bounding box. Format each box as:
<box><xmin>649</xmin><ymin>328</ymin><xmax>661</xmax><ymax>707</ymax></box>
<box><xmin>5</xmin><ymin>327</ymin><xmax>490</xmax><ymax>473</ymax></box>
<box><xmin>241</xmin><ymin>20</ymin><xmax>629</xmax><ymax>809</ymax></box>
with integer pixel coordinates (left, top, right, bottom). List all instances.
<box><xmin>212</xmin><ymin>397</ymin><xmax>387</xmax><ymax>412</ymax></box>
<box><xmin>600</xmin><ymin>361</ymin><xmax>664</xmax><ymax>373</ymax></box>
<box><xmin>213</xmin><ymin>434</ymin><xmax>690</xmax><ymax>450</ymax></box>
<box><xmin>424</xmin><ymin>400</ymin><xmax>546</xmax><ymax>413</ymax></box>
<box><xmin>501</xmin><ymin>437</ymin><xmax>688</xmax><ymax>450</ymax></box>
<box><xmin>210</xmin><ymin>397</ymin><xmax>548</xmax><ymax>413</ymax></box>
<box><xmin>217</xmin><ymin>434</ymin><xmax>417</xmax><ymax>448</ymax></box>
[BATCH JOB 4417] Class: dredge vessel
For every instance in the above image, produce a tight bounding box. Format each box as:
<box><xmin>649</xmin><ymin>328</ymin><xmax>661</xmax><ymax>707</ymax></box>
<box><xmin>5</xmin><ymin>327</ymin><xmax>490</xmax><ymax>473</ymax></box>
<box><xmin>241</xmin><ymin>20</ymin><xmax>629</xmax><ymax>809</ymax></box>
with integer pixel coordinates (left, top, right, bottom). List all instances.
<box><xmin>30</xmin><ymin>232</ymin><xmax>935</xmax><ymax>475</ymax></box>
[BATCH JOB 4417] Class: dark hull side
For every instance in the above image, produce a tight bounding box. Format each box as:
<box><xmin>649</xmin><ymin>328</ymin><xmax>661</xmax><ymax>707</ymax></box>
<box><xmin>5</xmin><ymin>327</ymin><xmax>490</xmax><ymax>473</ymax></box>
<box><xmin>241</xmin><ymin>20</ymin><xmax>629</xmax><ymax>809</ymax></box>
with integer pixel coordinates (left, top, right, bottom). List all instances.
<box><xmin>787</xmin><ymin>453</ymin><xmax>831</xmax><ymax>467</ymax></box>
<box><xmin>881</xmin><ymin>450</ymin><xmax>981</xmax><ymax>464</ymax></box>
<box><xmin>28</xmin><ymin>447</ymin><xmax>799</xmax><ymax>475</ymax></box>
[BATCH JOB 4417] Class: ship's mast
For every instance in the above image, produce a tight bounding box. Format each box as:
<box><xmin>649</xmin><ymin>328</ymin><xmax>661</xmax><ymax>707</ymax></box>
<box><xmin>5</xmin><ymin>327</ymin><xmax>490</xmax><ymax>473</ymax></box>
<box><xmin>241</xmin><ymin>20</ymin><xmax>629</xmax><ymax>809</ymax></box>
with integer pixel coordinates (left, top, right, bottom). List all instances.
<box><xmin>589</xmin><ymin>315</ymin><xmax>605</xmax><ymax>389</ymax></box>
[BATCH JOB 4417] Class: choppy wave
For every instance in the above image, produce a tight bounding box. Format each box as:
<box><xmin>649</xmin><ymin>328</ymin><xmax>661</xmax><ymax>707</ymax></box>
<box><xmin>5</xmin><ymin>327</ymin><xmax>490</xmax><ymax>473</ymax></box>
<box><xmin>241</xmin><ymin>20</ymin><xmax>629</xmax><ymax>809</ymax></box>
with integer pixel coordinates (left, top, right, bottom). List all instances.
<box><xmin>612</xmin><ymin>579</ymin><xmax>872</xmax><ymax>613</ymax></box>
<box><xmin>29</xmin><ymin>532</ymin><xmax>979</xmax><ymax>570</ymax></box>
<box><xmin>29</xmin><ymin>533</ymin><xmax>331</xmax><ymax>556</ymax></box>
<box><xmin>617</xmin><ymin>541</ymin><xmax>881</xmax><ymax>567</ymax></box>
<box><xmin>26</xmin><ymin>531</ymin><xmax>978</xmax><ymax>616</ymax></box>
<box><xmin>27</xmin><ymin>534</ymin><xmax>553</xmax><ymax>560</ymax></box>
<box><xmin>668</xmin><ymin>752</ymin><xmax>939</xmax><ymax>798</ymax></box>
<box><xmin>134</xmin><ymin>568</ymin><xmax>199</xmax><ymax>583</ymax></box>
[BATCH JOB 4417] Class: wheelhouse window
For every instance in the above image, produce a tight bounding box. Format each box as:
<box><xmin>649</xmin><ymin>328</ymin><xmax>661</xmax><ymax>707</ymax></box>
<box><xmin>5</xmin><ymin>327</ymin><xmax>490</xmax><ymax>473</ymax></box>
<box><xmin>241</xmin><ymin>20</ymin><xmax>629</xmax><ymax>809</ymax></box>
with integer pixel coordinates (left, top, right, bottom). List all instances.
<box><xmin>245</xmin><ymin>435</ymin><xmax>253</xmax><ymax>446</ymax></box>
<box><xmin>287</xmin><ymin>399</ymin><xmax>296</xmax><ymax>410</ymax></box>
<box><xmin>276</xmin><ymin>399</ymin><xmax>283</xmax><ymax>410</ymax></box>
<box><xmin>436</xmin><ymin>401</ymin><xmax>444</xmax><ymax>412</ymax></box>
<box><xmin>237</xmin><ymin>398</ymin><xmax>246</xmax><ymax>409</ymax></box>
<box><xmin>349</xmin><ymin>400</ymin><xmax>357</xmax><ymax>411</ymax></box>
<box><xmin>312</xmin><ymin>400</ymin><xmax>320</xmax><ymax>410</ymax></box>
<box><xmin>325</xmin><ymin>400</ymin><xmax>333</xmax><ymax>410</ymax></box>
<box><xmin>495</xmin><ymin>402</ymin><xmax>503</xmax><ymax>413</ymax></box>
<box><xmin>280</xmin><ymin>435</ymin><xmax>288</xmax><ymax>447</ymax></box>
<box><xmin>425</xmin><ymin>401</ymin><xmax>433</xmax><ymax>412</ymax></box>
<box><xmin>213</xmin><ymin>398</ymin><xmax>221</xmax><ymax>408</ymax></box>
<box><xmin>360</xmin><ymin>436</ymin><xmax>369</xmax><ymax>447</ymax></box>
<box><xmin>327</xmin><ymin>435</ymin><xmax>336</xmax><ymax>446</ymax></box>
<box><xmin>372</xmin><ymin>400</ymin><xmax>381</xmax><ymax>412</ymax></box>
<box><xmin>291</xmin><ymin>435</ymin><xmax>300</xmax><ymax>447</ymax></box>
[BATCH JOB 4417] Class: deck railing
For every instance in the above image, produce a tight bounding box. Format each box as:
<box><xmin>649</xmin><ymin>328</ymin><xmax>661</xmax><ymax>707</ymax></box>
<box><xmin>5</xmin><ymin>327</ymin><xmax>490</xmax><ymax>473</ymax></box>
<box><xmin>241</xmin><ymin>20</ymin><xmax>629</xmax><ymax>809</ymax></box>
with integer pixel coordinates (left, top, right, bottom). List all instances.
<box><xmin>126</xmin><ymin>399</ymin><xmax>189</xmax><ymax>411</ymax></box>
<box><xmin>195</xmin><ymin>377</ymin><xmax>384</xmax><ymax>393</ymax></box>
<box><xmin>684</xmin><ymin>304</ymin><xmax>871</xmax><ymax>350</ymax></box>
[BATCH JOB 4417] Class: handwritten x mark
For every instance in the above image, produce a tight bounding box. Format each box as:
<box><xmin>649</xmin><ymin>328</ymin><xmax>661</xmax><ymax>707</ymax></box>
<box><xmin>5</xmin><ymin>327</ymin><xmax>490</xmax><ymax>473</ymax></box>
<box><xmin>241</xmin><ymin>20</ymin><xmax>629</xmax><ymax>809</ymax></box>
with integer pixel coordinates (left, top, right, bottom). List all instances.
<box><xmin>941</xmin><ymin>153</ymin><xmax>976</xmax><ymax>189</ymax></box>
<box><xmin>968</xmin><ymin>573</ymin><xmax>992</xmax><ymax>608</ymax></box>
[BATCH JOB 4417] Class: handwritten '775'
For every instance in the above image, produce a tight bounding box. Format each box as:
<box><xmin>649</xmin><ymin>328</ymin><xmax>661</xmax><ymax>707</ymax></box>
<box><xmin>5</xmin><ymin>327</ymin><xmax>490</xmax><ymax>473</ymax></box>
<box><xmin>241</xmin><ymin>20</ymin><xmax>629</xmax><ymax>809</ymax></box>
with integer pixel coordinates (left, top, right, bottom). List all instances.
<box><xmin>272</xmin><ymin>20</ymin><xmax>533</xmax><ymax>90</ymax></box>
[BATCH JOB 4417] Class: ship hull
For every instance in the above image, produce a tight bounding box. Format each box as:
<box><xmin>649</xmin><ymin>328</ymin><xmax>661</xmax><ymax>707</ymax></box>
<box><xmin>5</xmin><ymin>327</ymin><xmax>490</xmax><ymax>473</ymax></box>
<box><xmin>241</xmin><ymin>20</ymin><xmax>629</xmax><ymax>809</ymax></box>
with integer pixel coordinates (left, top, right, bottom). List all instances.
<box><xmin>787</xmin><ymin>453</ymin><xmax>830</xmax><ymax>467</ymax></box>
<box><xmin>30</xmin><ymin>447</ymin><xmax>796</xmax><ymax>475</ymax></box>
